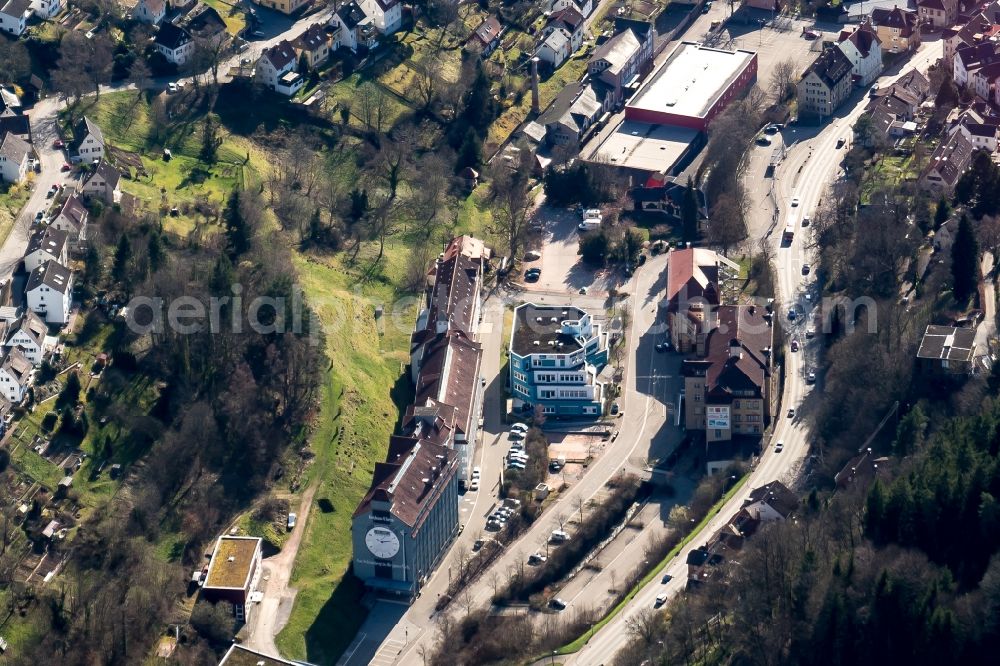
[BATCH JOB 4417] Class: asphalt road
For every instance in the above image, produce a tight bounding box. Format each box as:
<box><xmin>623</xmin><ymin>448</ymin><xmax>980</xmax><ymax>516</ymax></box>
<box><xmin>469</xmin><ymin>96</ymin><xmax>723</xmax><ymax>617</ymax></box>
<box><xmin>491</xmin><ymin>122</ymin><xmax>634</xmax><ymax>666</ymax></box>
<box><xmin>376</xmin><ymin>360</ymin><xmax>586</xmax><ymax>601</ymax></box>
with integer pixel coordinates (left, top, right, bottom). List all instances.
<box><xmin>562</xmin><ymin>37</ymin><xmax>945</xmax><ymax>666</ymax></box>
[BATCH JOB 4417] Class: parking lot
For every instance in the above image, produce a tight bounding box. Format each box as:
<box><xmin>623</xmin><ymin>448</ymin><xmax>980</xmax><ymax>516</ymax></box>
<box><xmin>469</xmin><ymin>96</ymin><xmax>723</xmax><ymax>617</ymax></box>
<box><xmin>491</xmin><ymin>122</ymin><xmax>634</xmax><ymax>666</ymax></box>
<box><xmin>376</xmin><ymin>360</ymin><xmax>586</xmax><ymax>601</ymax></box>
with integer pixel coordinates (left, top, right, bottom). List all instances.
<box><xmin>523</xmin><ymin>206</ymin><xmax>624</xmax><ymax>297</ymax></box>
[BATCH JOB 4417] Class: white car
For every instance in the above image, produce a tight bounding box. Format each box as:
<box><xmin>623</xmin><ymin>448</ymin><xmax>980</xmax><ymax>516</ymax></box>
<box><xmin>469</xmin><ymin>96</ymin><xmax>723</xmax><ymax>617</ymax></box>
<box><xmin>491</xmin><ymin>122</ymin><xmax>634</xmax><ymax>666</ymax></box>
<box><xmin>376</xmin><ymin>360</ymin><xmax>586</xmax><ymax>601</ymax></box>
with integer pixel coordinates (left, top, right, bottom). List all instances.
<box><xmin>511</xmin><ymin>423</ymin><xmax>529</xmax><ymax>432</ymax></box>
<box><xmin>655</xmin><ymin>593</ymin><xmax>668</xmax><ymax>607</ymax></box>
<box><xmin>469</xmin><ymin>478</ymin><xmax>480</xmax><ymax>491</ymax></box>
<box><xmin>774</xmin><ymin>440</ymin><xmax>785</xmax><ymax>453</ymax></box>
<box><xmin>791</xmin><ymin>197</ymin><xmax>800</xmax><ymax>207</ymax></box>
<box><xmin>472</xmin><ymin>466</ymin><xmax>481</xmax><ymax>479</ymax></box>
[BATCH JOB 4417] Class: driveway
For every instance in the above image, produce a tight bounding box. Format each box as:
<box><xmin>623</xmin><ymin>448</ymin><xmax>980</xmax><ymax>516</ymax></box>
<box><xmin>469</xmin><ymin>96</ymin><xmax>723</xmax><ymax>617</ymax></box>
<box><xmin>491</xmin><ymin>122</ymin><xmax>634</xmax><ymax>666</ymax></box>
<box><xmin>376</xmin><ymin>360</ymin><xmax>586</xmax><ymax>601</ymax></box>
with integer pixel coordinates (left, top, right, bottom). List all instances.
<box><xmin>245</xmin><ymin>482</ymin><xmax>319</xmax><ymax>656</ymax></box>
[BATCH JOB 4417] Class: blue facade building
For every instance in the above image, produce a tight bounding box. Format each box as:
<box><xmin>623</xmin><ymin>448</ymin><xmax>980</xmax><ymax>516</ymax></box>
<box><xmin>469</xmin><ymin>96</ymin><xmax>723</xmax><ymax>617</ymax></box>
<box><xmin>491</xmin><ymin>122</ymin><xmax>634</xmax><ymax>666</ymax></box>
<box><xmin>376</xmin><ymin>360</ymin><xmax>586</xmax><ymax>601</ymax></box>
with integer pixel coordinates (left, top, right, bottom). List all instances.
<box><xmin>509</xmin><ymin>303</ymin><xmax>609</xmax><ymax>417</ymax></box>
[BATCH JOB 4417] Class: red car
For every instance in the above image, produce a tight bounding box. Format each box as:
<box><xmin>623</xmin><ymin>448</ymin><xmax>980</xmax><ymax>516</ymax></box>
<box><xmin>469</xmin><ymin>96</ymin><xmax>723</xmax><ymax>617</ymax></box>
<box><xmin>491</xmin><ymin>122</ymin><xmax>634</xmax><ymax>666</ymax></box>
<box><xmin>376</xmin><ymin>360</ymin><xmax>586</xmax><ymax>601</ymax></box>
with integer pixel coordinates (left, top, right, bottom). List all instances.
<box><xmin>61</xmin><ymin>163</ymin><xmax>71</xmax><ymax>172</ymax></box>
<box><xmin>52</xmin><ymin>139</ymin><xmax>64</xmax><ymax>149</ymax></box>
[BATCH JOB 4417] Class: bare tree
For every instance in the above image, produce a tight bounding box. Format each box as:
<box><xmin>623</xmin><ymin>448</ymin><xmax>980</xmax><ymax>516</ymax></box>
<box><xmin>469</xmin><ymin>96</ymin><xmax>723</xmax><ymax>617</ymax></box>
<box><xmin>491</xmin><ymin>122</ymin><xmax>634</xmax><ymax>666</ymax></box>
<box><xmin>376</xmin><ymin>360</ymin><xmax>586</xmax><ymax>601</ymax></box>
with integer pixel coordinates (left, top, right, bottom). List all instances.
<box><xmin>770</xmin><ymin>58</ymin><xmax>797</xmax><ymax>104</ymax></box>
<box><xmin>487</xmin><ymin>147</ymin><xmax>535</xmax><ymax>259</ymax></box>
<box><xmin>625</xmin><ymin>607</ymin><xmax>663</xmax><ymax>644</ymax></box>
<box><xmin>573</xmin><ymin>495</ymin><xmax>586</xmax><ymax>524</ymax></box>
<box><xmin>706</xmin><ymin>191</ymin><xmax>747</xmax><ymax>255</ymax></box>
<box><xmin>357</xmin><ymin>82</ymin><xmax>390</xmax><ymax>134</ymax></box>
<box><xmin>413</xmin><ymin>56</ymin><xmax>444</xmax><ymax>112</ymax></box>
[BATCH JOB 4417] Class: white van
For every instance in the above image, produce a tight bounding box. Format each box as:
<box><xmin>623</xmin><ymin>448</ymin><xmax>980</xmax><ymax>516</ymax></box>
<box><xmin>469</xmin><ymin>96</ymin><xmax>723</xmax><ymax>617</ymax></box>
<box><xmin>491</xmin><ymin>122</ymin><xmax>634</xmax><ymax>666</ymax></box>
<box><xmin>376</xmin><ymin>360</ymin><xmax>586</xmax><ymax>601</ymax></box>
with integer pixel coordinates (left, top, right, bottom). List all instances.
<box><xmin>550</xmin><ymin>529</ymin><xmax>570</xmax><ymax>543</ymax></box>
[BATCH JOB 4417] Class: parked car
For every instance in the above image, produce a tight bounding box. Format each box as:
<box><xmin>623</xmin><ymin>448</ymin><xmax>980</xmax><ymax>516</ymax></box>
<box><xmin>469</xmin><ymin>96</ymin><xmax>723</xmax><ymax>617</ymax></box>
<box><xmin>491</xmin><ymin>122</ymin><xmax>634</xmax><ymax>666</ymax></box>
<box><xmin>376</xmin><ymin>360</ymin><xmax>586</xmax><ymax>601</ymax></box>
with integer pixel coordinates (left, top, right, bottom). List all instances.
<box><xmin>549</xmin><ymin>598</ymin><xmax>567</xmax><ymax>610</ymax></box>
<box><xmin>802</xmin><ymin>216</ymin><xmax>810</xmax><ymax>227</ymax></box>
<box><xmin>807</xmin><ymin>370</ymin><xmax>816</xmax><ymax>383</ymax></box>
<box><xmin>507</xmin><ymin>461</ymin><xmax>526</xmax><ymax>470</ymax></box>
<box><xmin>35</xmin><ymin>211</ymin><xmax>45</xmax><ymax>222</ymax></box>
<box><xmin>788</xmin><ymin>307</ymin><xmax>797</xmax><ymax>321</ymax></box>
<box><xmin>472</xmin><ymin>466</ymin><xmax>481</xmax><ymax>479</ymax></box>
<box><xmin>787</xmin><ymin>408</ymin><xmax>795</xmax><ymax>418</ymax></box>
<box><xmin>791</xmin><ymin>196</ymin><xmax>800</xmax><ymax>207</ymax></box>
<box><xmin>655</xmin><ymin>593</ymin><xmax>668</xmax><ymax>606</ymax></box>
<box><xmin>774</xmin><ymin>440</ymin><xmax>785</xmax><ymax>453</ymax></box>
<box><xmin>802</xmin><ymin>263</ymin><xmax>811</xmax><ymax>275</ymax></box>
<box><xmin>836</xmin><ymin>138</ymin><xmax>846</xmax><ymax>148</ymax></box>
<box><xmin>661</xmin><ymin>574</ymin><xmax>673</xmax><ymax>584</ymax></box>
<box><xmin>469</xmin><ymin>478</ymin><xmax>480</xmax><ymax>491</ymax></box>
<box><xmin>61</xmin><ymin>163</ymin><xmax>71</xmax><ymax>172</ymax></box>
<box><xmin>287</xmin><ymin>513</ymin><xmax>297</xmax><ymax>530</ymax></box>
<box><xmin>756</xmin><ymin>136</ymin><xmax>772</xmax><ymax>146</ymax></box>
<box><xmin>52</xmin><ymin>139</ymin><xmax>64</xmax><ymax>149</ymax></box>
<box><xmin>509</xmin><ymin>429</ymin><xmax>524</xmax><ymax>440</ymax></box>
<box><xmin>764</xmin><ymin>125</ymin><xmax>779</xmax><ymax>135</ymax></box>
<box><xmin>790</xmin><ymin>339</ymin><xmax>799</xmax><ymax>352</ymax></box>
<box><xmin>473</xmin><ymin>539</ymin><xmax>485</xmax><ymax>551</ymax></box>
<box><xmin>525</xmin><ymin>268</ymin><xmax>541</xmax><ymax>282</ymax></box>
<box><xmin>550</xmin><ymin>529</ymin><xmax>570</xmax><ymax>543</ymax></box>
<box><xmin>528</xmin><ymin>552</ymin><xmax>547</xmax><ymax>565</ymax></box>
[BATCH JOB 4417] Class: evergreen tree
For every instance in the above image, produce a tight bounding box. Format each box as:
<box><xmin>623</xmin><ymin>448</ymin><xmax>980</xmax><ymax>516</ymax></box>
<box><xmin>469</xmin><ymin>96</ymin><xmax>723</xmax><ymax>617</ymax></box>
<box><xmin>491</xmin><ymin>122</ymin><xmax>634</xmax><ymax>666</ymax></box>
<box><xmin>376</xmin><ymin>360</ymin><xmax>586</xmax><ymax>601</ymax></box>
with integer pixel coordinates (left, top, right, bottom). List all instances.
<box><xmin>463</xmin><ymin>60</ymin><xmax>495</xmax><ymax>131</ymax></box>
<box><xmin>307</xmin><ymin>208</ymin><xmax>323</xmax><ymax>246</ymax></box>
<box><xmin>951</xmin><ymin>214</ymin><xmax>979</xmax><ymax>303</ymax></box>
<box><xmin>456</xmin><ymin>128</ymin><xmax>482</xmax><ymax>172</ymax></box>
<box><xmin>59</xmin><ymin>371</ymin><xmax>81</xmax><ymax>408</ymax></box>
<box><xmin>224</xmin><ymin>190</ymin><xmax>251</xmax><ymax>257</ymax></box>
<box><xmin>111</xmin><ymin>234</ymin><xmax>130</xmax><ymax>284</ymax></box>
<box><xmin>681</xmin><ymin>176</ymin><xmax>700</xmax><ymax>242</ymax></box>
<box><xmin>200</xmin><ymin>117</ymin><xmax>219</xmax><ymax>164</ymax></box>
<box><xmin>84</xmin><ymin>242</ymin><xmax>102</xmax><ymax>284</ymax></box>
<box><xmin>934</xmin><ymin>197</ymin><xmax>950</xmax><ymax>228</ymax></box>
<box><xmin>147</xmin><ymin>231</ymin><xmax>164</xmax><ymax>273</ymax></box>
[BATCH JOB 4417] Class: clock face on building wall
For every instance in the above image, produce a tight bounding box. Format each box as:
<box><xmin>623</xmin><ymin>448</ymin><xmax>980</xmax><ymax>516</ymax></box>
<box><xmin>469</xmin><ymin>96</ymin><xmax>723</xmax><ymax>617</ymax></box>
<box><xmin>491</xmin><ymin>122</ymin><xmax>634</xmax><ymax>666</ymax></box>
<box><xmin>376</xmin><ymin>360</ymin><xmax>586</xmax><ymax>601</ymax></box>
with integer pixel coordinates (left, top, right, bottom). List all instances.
<box><xmin>365</xmin><ymin>527</ymin><xmax>401</xmax><ymax>559</ymax></box>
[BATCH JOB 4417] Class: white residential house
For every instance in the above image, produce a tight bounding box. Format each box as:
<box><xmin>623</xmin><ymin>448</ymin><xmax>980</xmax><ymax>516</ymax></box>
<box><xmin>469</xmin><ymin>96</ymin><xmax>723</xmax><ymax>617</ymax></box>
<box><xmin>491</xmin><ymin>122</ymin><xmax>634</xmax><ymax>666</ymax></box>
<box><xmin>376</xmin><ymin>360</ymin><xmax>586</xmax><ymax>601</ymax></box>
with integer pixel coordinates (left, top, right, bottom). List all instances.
<box><xmin>24</xmin><ymin>227</ymin><xmax>68</xmax><ymax>274</ymax></box>
<box><xmin>69</xmin><ymin>116</ymin><xmax>105</xmax><ymax>164</ymax></box>
<box><xmin>739</xmin><ymin>481</ymin><xmax>799</xmax><ymax>523</ymax></box>
<box><xmin>29</xmin><ymin>0</ymin><xmax>62</xmax><ymax>20</ymax></box>
<box><xmin>0</xmin><ymin>131</ymin><xmax>30</xmax><ymax>184</ymax></box>
<box><xmin>154</xmin><ymin>22</ymin><xmax>195</xmax><ymax>66</ymax></box>
<box><xmin>537</xmin><ymin>28</ymin><xmax>574</xmax><ymax>69</ymax></box>
<box><xmin>255</xmin><ymin>40</ymin><xmax>304</xmax><ymax>96</ymax></box>
<box><xmin>550</xmin><ymin>0</ymin><xmax>594</xmax><ymax>18</ymax></box>
<box><xmin>331</xmin><ymin>1</ymin><xmax>377</xmax><ymax>53</ymax></box>
<box><xmin>79</xmin><ymin>159</ymin><xmax>122</xmax><ymax>204</ymax></box>
<box><xmin>536</xmin><ymin>9</ymin><xmax>585</xmax><ymax>70</ymax></box>
<box><xmin>0</xmin><ymin>348</ymin><xmax>32</xmax><ymax>404</ymax></box>
<box><xmin>134</xmin><ymin>0</ymin><xmax>166</xmax><ymax>25</ymax></box>
<box><xmin>4</xmin><ymin>311</ymin><xmax>48</xmax><ymax>365</ymax></box>
<box><xmin>50</xmin><ymin>194</ymin><xmax>88</xmax><ymax>246</ymax></box>
<box><xmin>0</xmin><ymin>0</ymin><xmax>30</xmax><ymax>37</ymax></box>
<box><xmin>364</xmin><ymin>0</ymin><xmax>401</xmax><ymax>35</ymax></box>
<box><xmin>836</xmin><ymin>22</ymin><xmax>883</xmax><ymax>86</ymax></box>
<box><xmin>26</xmin><ymin>260</ymin><xmax>74</xmax><ymax>325</ymax></box>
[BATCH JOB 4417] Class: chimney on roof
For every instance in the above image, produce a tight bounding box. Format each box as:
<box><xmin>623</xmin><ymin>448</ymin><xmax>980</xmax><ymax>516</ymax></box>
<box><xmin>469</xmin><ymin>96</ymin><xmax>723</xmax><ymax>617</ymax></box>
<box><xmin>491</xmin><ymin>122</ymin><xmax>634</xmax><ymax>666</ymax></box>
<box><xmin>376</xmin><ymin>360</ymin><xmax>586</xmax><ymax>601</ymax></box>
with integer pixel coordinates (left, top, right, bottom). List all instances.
<box><xmin>729</xmin><ymin>339</ymin><xmax>742</xmax><ymax>359</ymax></box>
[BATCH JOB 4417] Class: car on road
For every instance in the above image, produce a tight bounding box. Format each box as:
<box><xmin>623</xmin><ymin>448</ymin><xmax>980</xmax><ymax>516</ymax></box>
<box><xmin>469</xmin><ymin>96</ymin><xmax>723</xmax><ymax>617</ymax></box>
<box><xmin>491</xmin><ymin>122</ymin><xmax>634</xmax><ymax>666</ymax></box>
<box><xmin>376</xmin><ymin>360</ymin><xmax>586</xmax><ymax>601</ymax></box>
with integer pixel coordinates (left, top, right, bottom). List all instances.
<box><xmin>764</xmin><ymin>125</ymin><xmax>779</xmax><ymax>135</ymax></box>
<box><xmin>807</xmin><ymin>370</ymin><xmax>816</xmax><ymax>383</ymax></box>
<box><xmin>791</xmin><ymin>197</ymin><xmax>800</xmax><ymax>207</ymax></box>
<box><xmin>579</xmin><ymin>286</ymin><xmax>588</xmax><ymax>295</ymax></box>
<box><xmin>528</xmin><ymin>552</ymin><xmax>547</xmax><ymax>565</ymax></box>
<box><xmin>472</xmin><ymin>466</ymin><xmax>481</xmax><ymax>479</ymax></box>
<box><xmin>46</xmin><ymin>185</ymin><xmax>57</xmax><ymax>198</ymax></box>
<box><xmin>655</xmin><ymin>593</ymin><xmax>668</xmax><ymax>606</ymax></box>
<box><xmin>611</xmin><ymin>402</ymin><xmax>621</xmax><ymax>415</ymax></box>
<box><xmin>511</xmin><ymin>422</ymin><xmax>528</xmax><ymax>432</ymax></box>
<box><xmin>804</xmin><ymin>29</ymin><xmax>821</xmax><ymax>39</ymax></box>
<box><xmin>52</xmin><ymin>139</ymin><xmax>64</xmax><ymax>149</ymax></box>
<box><xmin>802</xmin><ymin>216</ymin><xmax>810</xmax><ymax>227</ymax></box>
<box><xmin>774</xmin><ymin>440</ymin><xmax>785</xmax><ymax>453</ymax></box>
<box><xmin>550</xmin><ymin>529</ymin><xmax>570</xmax><ymax>543</ymax></box>
<box><xmin>837</xmin><ymin>138</ymin><xmax>846</xmax><ymax>148</ymax></box>
<box><xmin>287</xmin><ymin>513</ymin><xmax>297</xmax><ymax>530</ymax></box>
<box><xmin>473</xmin><ymin>539</ymin><xmax>485</xmax><ymax>551</ymax></box>
<box><xmin>524</xmin><ymin>250</ymin><xmax>541</xmax><ymax>261</ymax></box>
<box><xmin>661</xmin><ymin>574</ymin><xmax>672</xmax><ymax>584</ymax></box>
<box><xmin>61</xmin><ymin>163</ymin><xmax>71</xmax><ymax>172</ymax></box>
<box><xmin>802</xmin><ymin>263</ymin><xmax>811</xmax><ymax>275</ymax></box>
<box><xmin>790</xmin><ymin>339</ymin><xmax>799</xmax><ymax>352</ymax></box>
<box><xmin>525</xmin><ymin>268</ymin><xmax>541</xmax><ymax>282</ymax></box>
<box><xmin>788</xmin><ymin>307</ymin><xmax>797</xmax><ymax>321</ymax></box>
<box><xmin>469</xmin><ymin>478</ymin><xmax>480</xmax><ymax>491</ymax></box>
<box><xmin>788</xmin><ymin>408</ymin><xmax>795</xmax><ymax>418</ymax></box>
<box><xmin>755</xmin><ymin>136</ymin><xmax>772</xmax><ymax>146</ymax></box>
<box><xmin>549</xmin><ymin>598</ymin><xmax>567</xmax><ymax>611</ymax></box>
<box><xmin>35</xmin><ymin>211</ymin><xmax>45</xmax><ymax>222</ymax></box>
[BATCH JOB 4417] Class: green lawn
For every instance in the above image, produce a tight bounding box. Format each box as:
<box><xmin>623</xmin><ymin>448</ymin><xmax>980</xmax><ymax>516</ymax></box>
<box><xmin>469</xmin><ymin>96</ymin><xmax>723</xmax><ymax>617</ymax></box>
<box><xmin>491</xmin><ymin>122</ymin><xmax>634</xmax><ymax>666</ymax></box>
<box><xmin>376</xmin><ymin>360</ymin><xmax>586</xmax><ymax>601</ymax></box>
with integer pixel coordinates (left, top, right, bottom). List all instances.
<box><xmin>71</xmin><ymin>92</ymin><xmax>265</xmax><ymax>237</ymax></box>
<box><xmin>0</xmin><ymin>179</ymin><xmax>31</xmax><ymax>246</ymax></box>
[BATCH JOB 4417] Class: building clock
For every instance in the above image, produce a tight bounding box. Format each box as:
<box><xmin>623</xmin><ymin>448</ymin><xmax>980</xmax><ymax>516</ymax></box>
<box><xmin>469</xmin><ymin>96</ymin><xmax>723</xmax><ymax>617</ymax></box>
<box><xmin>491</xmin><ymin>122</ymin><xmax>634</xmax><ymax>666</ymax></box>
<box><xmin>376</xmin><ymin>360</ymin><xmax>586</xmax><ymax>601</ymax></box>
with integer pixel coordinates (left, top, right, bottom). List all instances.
<box><xmin>365</xmin><ymin>526</ymin><xmax>401</xmax><ymax>559</ymax></box>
